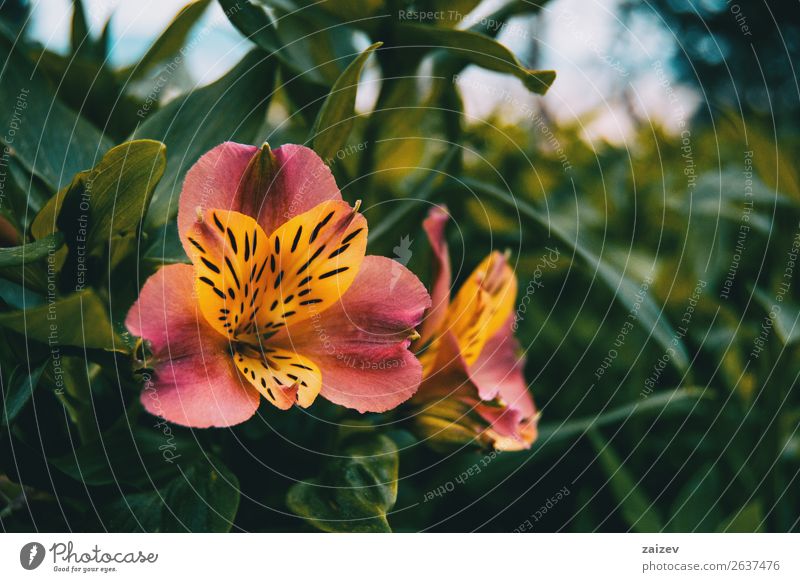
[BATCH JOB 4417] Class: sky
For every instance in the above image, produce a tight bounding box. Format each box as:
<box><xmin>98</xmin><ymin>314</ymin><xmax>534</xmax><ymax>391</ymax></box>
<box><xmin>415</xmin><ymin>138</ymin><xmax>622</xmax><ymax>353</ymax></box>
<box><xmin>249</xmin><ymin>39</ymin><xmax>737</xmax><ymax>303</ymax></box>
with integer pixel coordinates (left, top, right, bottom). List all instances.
<box><xmin>27</xmin><ymin>0</ymin><xmax>699</xmax><ymax>143</ymax></box>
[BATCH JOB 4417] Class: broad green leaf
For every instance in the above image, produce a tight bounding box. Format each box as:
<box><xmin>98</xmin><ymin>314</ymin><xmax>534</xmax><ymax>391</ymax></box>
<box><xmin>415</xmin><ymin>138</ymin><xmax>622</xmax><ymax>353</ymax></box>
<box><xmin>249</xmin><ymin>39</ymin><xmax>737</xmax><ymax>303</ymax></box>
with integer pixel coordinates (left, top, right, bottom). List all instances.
<box><xmin>717</xmin><ymin>502</ymin><xmax>764</xmax><ymax>532</ymax></box>
<box><xmin>397</xmin><ymin>23</ymin><xmax>555</xmax><ymax>95</ymax></box>
<box><xmin>121</xmin><ymin>0</ymin><xmax>213</xmax><ymax>81</ymax></box>
<box><xmin>219</xmin><ymin>0</ymin><xmax>357</xmax><ymax>86</ymax></box>
<box><xmin>588</xmin><ymin>430</ymin><xmax>664</xmax><ymax>532</ymax></box>
<box><xmin>0</xmin><ymin>289</ymin><xmax>124</xmax><ymax>351</ymax></box>
<box><xmin>56</xmin><ymin>140</ymin><xmax>166</xmax><ymax>264</ymax></box>
<box><xmin>132</xmin><ymin>50</ymin><xmax>276</xmax><ymax>228</ymax></box>
<box><xmin>51</xmin><ymin>420</ymin><xmax>202</xmax><ymax>486</ymax></box>
<box><xmin>0</xmin><ymin>39</ymin><xmax>111</xmax><ymax>191</ymax></box>
<box><xmin>287</xmin><ymin>434</ymin><xmax>399</xmax><ymax>532</ymax></box>
<box><xmin>161</xmin><ymin>459</ymin><xmax>240</xmax><ymax>532</ymax></box>
<box><xmin>101</xmin><ymin>491</ymin><xmax>163</xmax><ymax>532</ymax></box>
<box><xmin>463</xmin><ymin>178</ymin><xmax>689</xmax><ymax>371</ymax></box>
<box><xmin>0</xmin><ymin>233</ymin><xmax>63</xmax><ymax>267</ymax></box>
<box><xmin>35</xmin><ymin>48</ymin><xmax>142</xmax><ymax>140</ymax></box>
<box><xmin>426</xmin><ymin>1</ymin><xmax>483</xmax><ymax>26</ymax></box>
<box><xmin>311</xmin><ymin>42</ymin><xmax>381</xmax><ymax>161</ymax></box>
<box><xmin>101</xmin><ymin>457</ymin><xmax>240</xmax><ymax>532</ymax></box>
<box><xmin>1</xmin><ymin>360</ymin><xmax>47</xmax><ymax>425</ymax></box>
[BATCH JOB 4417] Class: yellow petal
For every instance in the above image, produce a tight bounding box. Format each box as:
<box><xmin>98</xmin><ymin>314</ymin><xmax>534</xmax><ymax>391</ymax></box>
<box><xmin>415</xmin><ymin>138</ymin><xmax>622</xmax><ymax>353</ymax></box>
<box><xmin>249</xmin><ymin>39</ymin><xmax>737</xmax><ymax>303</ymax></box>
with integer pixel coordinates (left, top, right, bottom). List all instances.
<box><xmin>232</xmin><ymin>346</ymin><xmax>321</xmax><ymax>409</ymax></box>
<box><xmin>257</xmin><ymin>200</ymin><xmax>367</xmax><ymax>331</ymax></box>
<box><xmin>446</xmin><ymin>251</ymin><xmax>517</xmax><ymax>366</ymax></box>
<box><xmin>188</xmin><ymin>209</ymin><xmax>271</xmax><ymax>341</ymax></box>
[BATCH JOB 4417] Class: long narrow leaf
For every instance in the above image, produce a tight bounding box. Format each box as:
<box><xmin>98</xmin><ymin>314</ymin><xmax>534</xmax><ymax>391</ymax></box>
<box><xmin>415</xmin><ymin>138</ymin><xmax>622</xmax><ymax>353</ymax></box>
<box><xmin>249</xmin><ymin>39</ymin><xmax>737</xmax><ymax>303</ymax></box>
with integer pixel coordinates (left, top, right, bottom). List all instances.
<box><xmin>311</xmin><ymin>42</ymin><xmax>381</xmax><ymax>160</ymax></box>
<box><xmin>463</xmin><ymin>177</ymin><xmax>689</xmax><ymax>371</ymax></box>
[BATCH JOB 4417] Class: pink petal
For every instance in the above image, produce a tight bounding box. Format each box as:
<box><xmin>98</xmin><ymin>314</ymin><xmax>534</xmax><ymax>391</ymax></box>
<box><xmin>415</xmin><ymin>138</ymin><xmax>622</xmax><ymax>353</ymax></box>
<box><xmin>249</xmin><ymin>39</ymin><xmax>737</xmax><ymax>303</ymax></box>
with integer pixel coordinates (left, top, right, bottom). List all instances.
<box><xmin>272</xmin><ymin>255</ymin><xmax>431</xmax><ymax>413</ymax></box>
<box><xmin>177</xmin><ymin>142</ymin><xmax>257</xmax><ymax>257</ymax></box>
<box><xmin>253</xmin><ymin>144</ymin><xmax>342</xmax><ymax>235</ymax></box>
<box><xmin>417</xmin><ymin>206</ymin><xmax>452</xmax><ymax>346</ymax></box>
<box><xmin>177</xmin><ymin>143</ymin><xmax>342</xmax><ymax>256</ymax></box>
<box><xmin>469</xmin><ymin>316</ymin><xmax>532</xmax><ymax>415</ymax></box>
<box><xmin>419</xmin><ymin>318</ymin><xmax>537</xmax><ymax>447</ymax></box>
<box><xmin>126</xmin><ymin>264</ymin><xmax>260</xmax><ymax>428</ymax></box>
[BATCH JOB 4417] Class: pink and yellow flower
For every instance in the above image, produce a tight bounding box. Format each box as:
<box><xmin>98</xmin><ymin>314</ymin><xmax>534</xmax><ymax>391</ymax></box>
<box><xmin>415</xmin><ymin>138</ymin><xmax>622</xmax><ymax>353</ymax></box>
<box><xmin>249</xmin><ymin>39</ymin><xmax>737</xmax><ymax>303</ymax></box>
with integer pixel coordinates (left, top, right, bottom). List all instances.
<box><xmin>412</xmin><ymin>206</ymin><xmax>538</xmax><ymax>451</ymax></box>
<box><xmin>127</xmin><ymin>143</ymin><xmax>430</xmax><ymax>427</ymax></box>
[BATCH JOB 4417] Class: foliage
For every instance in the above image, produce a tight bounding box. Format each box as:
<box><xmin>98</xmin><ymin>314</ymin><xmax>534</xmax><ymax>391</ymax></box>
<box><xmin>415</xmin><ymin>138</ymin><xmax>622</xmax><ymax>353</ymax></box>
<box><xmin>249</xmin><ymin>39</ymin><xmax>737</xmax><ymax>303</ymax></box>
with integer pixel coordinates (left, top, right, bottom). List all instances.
<box><xmin>0</xmin><ymin>0</ymin><xmax>798</xmax><ymax>533</ymax></box>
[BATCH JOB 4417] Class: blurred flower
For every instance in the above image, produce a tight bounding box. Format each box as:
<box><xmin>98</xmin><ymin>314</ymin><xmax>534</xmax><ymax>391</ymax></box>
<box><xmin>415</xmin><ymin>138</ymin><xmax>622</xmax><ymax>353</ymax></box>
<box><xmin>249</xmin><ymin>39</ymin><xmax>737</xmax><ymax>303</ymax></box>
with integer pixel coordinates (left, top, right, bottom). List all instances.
<box><xmin>127</xmin><ymin>143</ymin><xmax>430</xmax><ymax>428</ymax></box>
<box><xmin>412</xmin><ymin>206</ymin><xmax>538</xmax><ymax>451</ymax></box>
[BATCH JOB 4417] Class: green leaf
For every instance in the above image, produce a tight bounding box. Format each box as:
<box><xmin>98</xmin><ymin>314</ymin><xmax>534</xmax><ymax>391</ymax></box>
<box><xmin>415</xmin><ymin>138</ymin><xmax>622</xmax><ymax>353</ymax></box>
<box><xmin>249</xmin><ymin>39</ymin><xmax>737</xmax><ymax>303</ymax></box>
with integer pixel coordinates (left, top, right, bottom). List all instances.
<box><xmin>132</xmin><ymin>50</ymin><xmax>276</xmax><ymax>228</ymax></box>
<box><xmin>463</xmin><ymin>177</ymin><xmax>689</xmax><ymax>371</ymax></box>
<box><xmin>0</xmin><ymin>39</ymin><xmax>112</xmax><ymax>191</ymax></box>
<box><xmin>397</xmin><ymin>23</ymin><xmax>555</xmax><ymax>95</ymax></box>
<box><xmin>57</xmin><ymin>140</ymin><xmax>166</xmax><ymax>263</ymax></box>
<box><xmin>668</xmin><ymin>464</ymin><xmax>723</xmax><ymax>532</ymax></box>
<box><xmin>219</xmin><ymin>0</ymin><xmax>357</xmax><ymax>86</ymax></box>
<box><xmin>311</xmin><ymin>42</ymin><xmax>381</xmax><ymax>161</ymax></box>
<box><xmin>368</xmin><ymin>147</ymin><xmax>460</xmax><ymax>243</ymax></box>
<box><xmin>161</xmin><ymin>459</ymin><xmax>240</xmax><ymax>532</ymax></box>
<box><xmin>100</xmin><ymin>457</ymin><xmax>240</xmax><ymax>532</ymax></box>
<box><xmin>587</xmin><ymin>429</ymin><xmax>664</xmax><ymax>532</ymax></box>
<box><xmin>0</xmin><ymin>233</ymin><xmax>63</xmax><ymax>268</ymax></box>
<box><xmin>34</xmin><ymin>49</ymin><xmax>141</xmax><ymax>140</ymax></box>
<box><xmin>0</xmin><ymin>289</ymin><xmax>125</xmax><ymax>351</ymax></box>
<box><xmin>70</xmin><ymin>0</ymin><xmax>90</xmax><ymax>55</ymax></box>
<box><xmin>537</xmin><ymin>387</ymin><xmax>708</xmax><ymax>445</ymax></box>
<box><xmin>717</xmin><ymin>502</ymin><xmax>764</xmax><ymax>532</ymax></box>
<box><xmin>121</xmin><ymin>0</ymin><xmax>213</xmax><ymax>81</ymax></box>
<box><xmin>1</xmin><ymin>360</ymin><xmax>47</xmax><ymax>425</ymax></box>
<box><xmin>51</xmin><ymin>420</ymin><xmax>202</xmax><ymax>486</ymax></box>
<box><xmin>753</xmin><ymin>287</ymin><xmax>800</xmax><ymax>346</ymax></box>
<box><xmin>101</xmin><ymin>491</ymin><xmax>163</xmax><ymax>532</ymax></box>
<box><xmin>287</xmin><ymin>434</ymin><xmax>398</xmax><ymax>532</ymax></box>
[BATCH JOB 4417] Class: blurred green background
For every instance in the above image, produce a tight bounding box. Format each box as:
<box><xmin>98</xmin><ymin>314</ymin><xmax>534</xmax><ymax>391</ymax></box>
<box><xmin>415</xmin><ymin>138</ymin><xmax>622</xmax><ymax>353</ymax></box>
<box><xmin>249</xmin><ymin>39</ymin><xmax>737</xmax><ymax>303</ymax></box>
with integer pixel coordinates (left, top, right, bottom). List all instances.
<box><xmin>1</xmin><ymin>0</ymin><xmax>799</xmax><ymax>532</ymax></box>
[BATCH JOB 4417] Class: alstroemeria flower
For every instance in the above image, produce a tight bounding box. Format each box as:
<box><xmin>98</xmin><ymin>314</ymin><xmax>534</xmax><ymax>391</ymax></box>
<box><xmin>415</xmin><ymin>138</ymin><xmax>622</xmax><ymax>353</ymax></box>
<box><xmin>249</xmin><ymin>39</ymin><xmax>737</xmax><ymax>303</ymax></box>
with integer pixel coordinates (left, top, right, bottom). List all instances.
<box><xmin>412</xmin><ymin>206</ymin><xmax>538</xmax><ymax>451</ymax></box>
<box><xmin>126</xmin><ymin>143</ymin><xmax>430</xmax><ymax>428</ymax></box>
